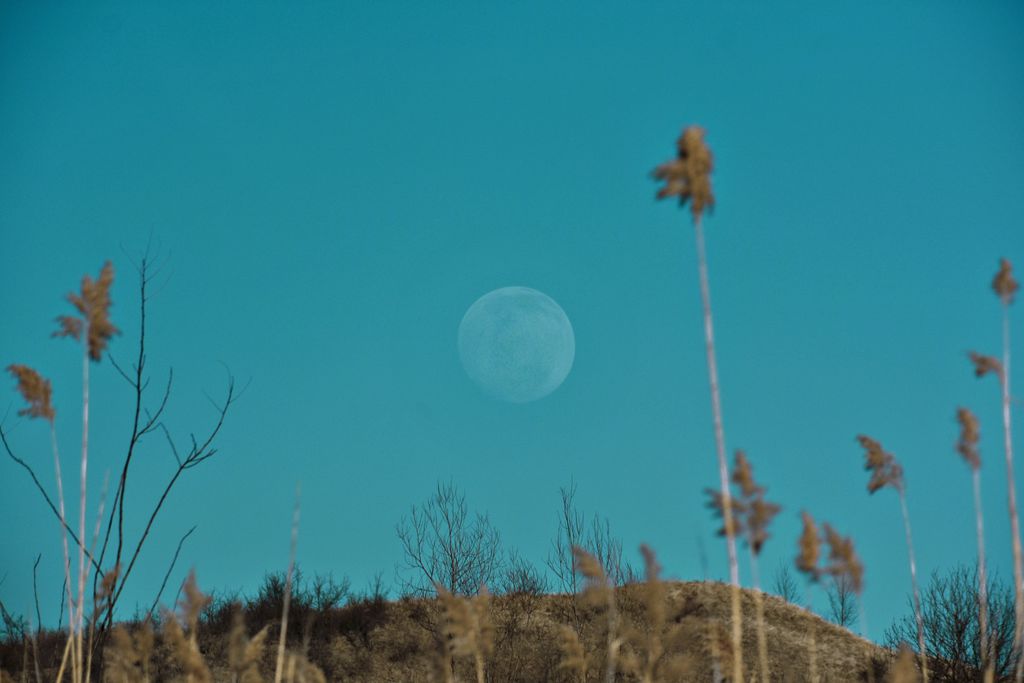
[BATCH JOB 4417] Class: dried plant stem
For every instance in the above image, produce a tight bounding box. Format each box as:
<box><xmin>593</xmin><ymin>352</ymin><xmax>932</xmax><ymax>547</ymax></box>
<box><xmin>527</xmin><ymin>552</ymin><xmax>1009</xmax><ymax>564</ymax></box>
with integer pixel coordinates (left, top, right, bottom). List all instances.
<box><xmin>273</xmin><ymin>484</ymin><xmax>301</xmax><ymax>683</ymax></box>
<box><xmin>49</xmin><ymin>425</ymin><xmax>76</xmax><ymax>655</ymax></box>
<box><xmin>972</xmin><ymin>466</ymin><xmax>993</xmax><ymax>682</ymax></box>
<box><xmin>83</xmin><ymin>475</ymin><xmax>110</xmax><ymax>683</ymax></box>
<box><xmin>74</xmin><ymin>344</ymin><xmax>90</xmax><ymax>683</ymax></box>
<box><xmin>694</xmin><ymin>215</ymin><xmax>743</xmax><ymax>682</ymax></box>
<box><xmin>999</xmin><ymin>306</ymin><xmax>1024</xmax><ymax>683</ymax></box>
<box><xmin>604</xmin><ymin>585</ymin><xmax>620</xmax><ymax>683</ymax></box>
<box><xmin>55</xmin><ymin>630</ymin><xmax>74</xmax><ymax>683</ymax></box>
<box><xmin>804</xmin><ymin>583</ymin><xmax>818</xmax><ymax>683</ymax></box>
<box><xmin>897</xmin><ymin>488</ymin><xmax>928</xmax><ymax>682</ymax></box>
<box><xmin>748</xmin><ymin>550</ymin><xmax>769</xmax><ymax>683</ymax></box>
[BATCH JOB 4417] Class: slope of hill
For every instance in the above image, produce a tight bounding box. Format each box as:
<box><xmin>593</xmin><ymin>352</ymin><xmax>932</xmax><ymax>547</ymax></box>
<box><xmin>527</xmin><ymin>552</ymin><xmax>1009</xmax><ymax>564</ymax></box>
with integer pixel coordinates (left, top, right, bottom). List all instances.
<box><xmin>1</xmin><ymin>579</ymin><xmax>893</xmax><ymax>682</ymax></box>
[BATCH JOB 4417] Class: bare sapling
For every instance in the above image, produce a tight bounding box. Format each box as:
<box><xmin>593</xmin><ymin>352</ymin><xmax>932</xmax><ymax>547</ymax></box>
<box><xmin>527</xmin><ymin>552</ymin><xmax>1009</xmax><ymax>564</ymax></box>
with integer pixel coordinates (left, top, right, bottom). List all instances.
<box><xmin>653</xmin><ymin>125</ymin><xmax>744</xmax><ymax>682</ymax></box>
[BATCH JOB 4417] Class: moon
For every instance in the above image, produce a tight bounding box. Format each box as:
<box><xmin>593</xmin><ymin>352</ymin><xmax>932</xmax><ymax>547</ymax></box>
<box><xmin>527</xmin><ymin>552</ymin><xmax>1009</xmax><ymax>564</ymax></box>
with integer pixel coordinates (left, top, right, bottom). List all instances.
<box><xmin>458</xmin><ymin>287</ymin><xmax>575</xmax><ymax>403</ymax></box>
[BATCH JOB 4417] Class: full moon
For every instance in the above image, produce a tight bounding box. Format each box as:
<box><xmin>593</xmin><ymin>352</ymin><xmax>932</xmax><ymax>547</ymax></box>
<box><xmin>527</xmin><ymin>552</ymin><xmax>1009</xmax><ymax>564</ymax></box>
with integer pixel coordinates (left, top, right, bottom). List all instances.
<box><xmin>458</xmin><ymin>287</ymin><xmax>575</xmax><ymax>403</ymax></box>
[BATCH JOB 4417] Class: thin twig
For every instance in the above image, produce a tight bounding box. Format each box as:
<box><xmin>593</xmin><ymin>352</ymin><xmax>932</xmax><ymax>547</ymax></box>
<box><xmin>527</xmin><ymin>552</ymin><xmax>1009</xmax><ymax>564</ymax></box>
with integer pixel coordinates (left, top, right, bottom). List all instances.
<box><xmin>148</xmin><ymin>526</ymin><xmax>197</xmax><ymax>619</ymax></box>
<box><xmin>0</xmin><ymin>427</ymin><xmax>99</xmax><ymax>572</ymax></box>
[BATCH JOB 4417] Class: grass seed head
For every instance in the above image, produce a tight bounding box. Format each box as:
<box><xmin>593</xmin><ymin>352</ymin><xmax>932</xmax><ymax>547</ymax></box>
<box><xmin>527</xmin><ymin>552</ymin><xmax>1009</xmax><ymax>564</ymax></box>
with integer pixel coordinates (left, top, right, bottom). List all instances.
<box><xmin>704</xmin><ymin>488</ymin><xmax>745</xmax><ymax>538</ymax></box>
<box><xmin>857</xmin><ymin>434</ymin><xmax>903</xmax><ymax>493</ymax></box>
<box><xmin>796</xmin><ymin>511</ymin><xmax>821</xmax><ymax>580</ymax></box>
<box><xmin>823</xmin><ymin>524</ymin><xmax>864</xmax><ymax>594</ymax></box>
<box><xmin>993</xmin><ymin>258</ymin><xmax>1019</xmax><ymax>304</ymax></box>
<box><xmin>747</xmin><ymin>497</ymin><xmax>782</xmax><ymax>556</ymax></box>
<box><xmin>6</xmin><ymin>365</ymin><xmax>55</xmax><ymax>422</ymax></box>
<box><xmin>556</xmin><ymin>625</ymin><xmax>587</xmax><ymax>681</ymax></box>
<box><xmin>652</xmin><ymin>126</ymin><xmax>715</xmax><ymax>221</ymax></box>
<box><xmin>955</xmin><ymin>407</ymin><xmax>981</xmax><ymax>470</ymax></box>
<box><xmin>731</xmin><ymin>450</ymin><xmax>761</xmax><ymax>498</ymax></box>
<box><xmin>968</xmin><ymin>351</ymin><xmax>1004</xmax><ymax>380</ymax></box>
<box><xmin>53</xmin><ymin>260</ymin><xmax>119</xmax><ymax>361</ymax></box>
<box><xmin>887</xmin><ymin>644</ymin><xmax>919</xmax><ymax>683</ymax></box>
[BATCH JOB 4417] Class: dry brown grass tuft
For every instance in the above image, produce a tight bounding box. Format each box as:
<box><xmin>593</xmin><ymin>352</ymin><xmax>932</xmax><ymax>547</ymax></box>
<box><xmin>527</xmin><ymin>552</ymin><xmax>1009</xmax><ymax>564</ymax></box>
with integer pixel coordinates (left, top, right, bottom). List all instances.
<box><xmin>555</xmin><ymin>625</ymin><xmax>586</xmax><ymax>682</ymax></box>
<box><xmin>796</xmin><ymin>511</ymin><xmax>821</xmax><ymax>580</ymax></box>
<box><xmin>651</xmin><ymin>126</ymin><xmax>715</xmax><ymax>221</ymax></box>
<box><xmin>857</xmin><ymin>435</ymin><xmax>904</xmax><ymax>494</ymax></box>
<box><xmin>887</xmin><ymin>644</ymin><xmax>920</xmax><ymax>683</ymax></box>
<box><xmin>993</xmin><ymin>258</ymin><xmax>1019</xmax><ymax>304</ymax></box>
<box><xmin>969</xmin><ymin>351</ymin><xmax>1004</xmax><ymax>380</ymax></box>
<box><xmin>162</xmin><ymin>571</ymin><xmax>213</xmax><ymax>683</ymax></box>
<box><xmin>103</xmin><ymin>621</ymin><xmax>154</xmax><ymax>683</ymax></box>
<box><xmin>572</xmin><ymin>546</ymin><xmax>622</xmax><ymax>683</ymax></box>
<box><xmin>52</xmin><ymin>261</ymin><xmax>119</xmax><ymax>362</ymax></box>
<box><xmin>436</xmin><ymin>585</ymin><xmax>493</xmax><ymax>683</ymax></box>
<box><xmin>6</xmin><ymin>365</ymin><xmax>55</xmax><ymax>422</ymax></box>
<box><xmin>227</xmin><ymin>614</ymin><xmax>270</xmax><ymax>683</ymax></box>
<box><xmin>957</xmin><ymin>407</ymin><xmax>982</xmax><ymax>470</ymax></box>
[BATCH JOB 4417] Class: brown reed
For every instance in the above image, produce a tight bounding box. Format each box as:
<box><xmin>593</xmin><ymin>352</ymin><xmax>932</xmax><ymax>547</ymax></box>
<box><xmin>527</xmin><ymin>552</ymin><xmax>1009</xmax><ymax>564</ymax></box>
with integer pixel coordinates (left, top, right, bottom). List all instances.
<box><xmin>957</xmin><ymin>407</ymin><xmax>993</xmax><ymax>682</ymax></box>
<box><xmin>572</xmin><ymin>546</ymin><xmax>621</xmax><ymax>683</ymax></box>
<box><xmin>436</xmin><ymin>584</ymin><xmax>494</xmax><ymax>683</ymax></box>
<box><xmin>163</xmin><ymin>571</ymin><xmax>213</xmax><ymax>683</ymax></box>
<box><xmin>228</xmin><ymin>615</ymin><xmax>271</xmax><ymax>683</ymax></box>
<box><xmin>556</xmin><ymin>625</ymin><xmax>587</xmax><ymax>682</ymax></box>
<box><xmin>982</xmin><ymin>258</ymin><xmax>1023</xmax><ymax>682</ymax></box>
<box><xmin>653</xmin><ymin>125</ymin><xmax>743</xmax><ymax>683</ymax></box>
<box><xmin>796</xmin><ymin>511</ymin><xmax>822</xmax><ymax>682</ymax></box>
<box><xmin>52</xmin><ymin>262</ymin><xmax>118</xmax><ymax>683</ymax></box>
<box><xmin>274</xmin><ymin>485</ymin><xmax>302</xmax><ymax>683</ymax></box>
<box><xmin>857</xmin><ymin>434</ymin><xmax>928</xmax><ymax>681</ymax></box>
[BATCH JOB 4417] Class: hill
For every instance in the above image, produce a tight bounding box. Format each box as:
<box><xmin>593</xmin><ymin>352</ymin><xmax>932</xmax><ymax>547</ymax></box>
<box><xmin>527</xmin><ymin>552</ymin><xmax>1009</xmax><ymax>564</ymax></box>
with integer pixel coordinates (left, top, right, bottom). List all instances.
<box><xmin>1</xmin><ymin>578</ymin><xmax>893</xmax><ymax>682</ymax></box>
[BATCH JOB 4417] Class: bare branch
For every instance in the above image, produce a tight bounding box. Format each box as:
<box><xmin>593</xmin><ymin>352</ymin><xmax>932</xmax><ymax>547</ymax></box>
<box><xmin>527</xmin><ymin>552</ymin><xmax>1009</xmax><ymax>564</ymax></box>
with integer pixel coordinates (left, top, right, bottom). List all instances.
<box><xmin>148</xmin><ymin>526</ymin><xmax>196</xmax><ymax>619</ymax></box>
<box><xmin>0</xmin><ymin>426</ymin><xmax>100</xmax><ymax>572</ymax></box>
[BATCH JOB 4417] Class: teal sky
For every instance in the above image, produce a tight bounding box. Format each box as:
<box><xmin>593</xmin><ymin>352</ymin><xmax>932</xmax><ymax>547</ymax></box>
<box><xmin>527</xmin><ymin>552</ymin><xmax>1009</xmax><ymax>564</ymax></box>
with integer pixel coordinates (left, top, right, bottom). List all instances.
<box><xmin>2</xmin><ymin>1</ymin><xmax>1022</xmax><ymax>643</ymax></box>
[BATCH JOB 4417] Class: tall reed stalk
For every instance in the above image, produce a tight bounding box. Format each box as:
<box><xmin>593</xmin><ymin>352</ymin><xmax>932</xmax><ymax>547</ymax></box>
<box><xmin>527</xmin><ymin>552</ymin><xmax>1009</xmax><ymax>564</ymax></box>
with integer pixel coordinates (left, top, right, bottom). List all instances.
<box><xmin>52</xmin><ymin>261</ymin><xmax>118</xmax><ymax>683</ymax></box>
<box><xmin>957</xmin><ymin>407</ymin><xmax>992</xmax><ymax>682</ymax></box>
<box><xmin>857</xmin><ymin>434</ymin><xmax>928</xmax><ymax>681</ymax></box>
<box><xmin>274</xmin><ymin>484</ymin><xmax>301</xmax><ymax>683</ymax></box>
<box><xmin>653</xmin><ymin>125</ymin><xmax>743</xmax><ymax>682</ymax></box>
<box><xmin>976</xmin><ymin>258</ymin><xmax>1022</xmax><ymax>681</ymax></box>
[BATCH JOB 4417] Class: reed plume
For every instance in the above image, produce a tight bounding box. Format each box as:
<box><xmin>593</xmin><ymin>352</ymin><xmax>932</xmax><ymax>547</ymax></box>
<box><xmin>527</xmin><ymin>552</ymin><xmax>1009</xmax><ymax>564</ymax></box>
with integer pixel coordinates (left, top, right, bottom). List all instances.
<box><xmin>556</xmin><ymin>625</ymin><xmax>587</xmax><ymax>683</ymax></box>
<box><xmin>274</xmin><ymin>485</ymin><xmax>302</xmax><ymax>683</ymax></box>
<box><xmin>573</xmin><ymin>546</ymin><xmax>621</xmax><ymax>683</ymax></box>
<box><xmin>957</xmin><ymin>407</ymin><xmax>993</xmax><ymax>682</ymax></box>
<box><xmin>436</xmin><ymin>585</ymin><xmax>494</xmax><ymax>683</ymax></box>
<box><xmin>795</xmin><ymin>511</ymin><xmax>822</xmax><ymax>683</ymax></box>
<box><xmin>228</xmin><ymin>614</ymin><xmax>271</xmax><ymax>683</ymax></box>
<box><xmin>735</xmin><ymin>451</ymin><xmax>779</xmax><ymax>683</ymax></box>
<box><xmin>162</xmin><ymin>571</ymin><xmax>213</xmax><ymax>683</ymax></box>
<box><xmin>857</xmin><ymin>435</ymin><xmax>927</xmax><ymax>681</ymax></box>
<box><xmin>653</xmin><ymin>125</ymin><xmax>743</xmax><ymax>682</ymax></box>
<box><xmin>104</xmin><ymin>620</ymin><xmax>154</xmax><ymax>683</ymax></box>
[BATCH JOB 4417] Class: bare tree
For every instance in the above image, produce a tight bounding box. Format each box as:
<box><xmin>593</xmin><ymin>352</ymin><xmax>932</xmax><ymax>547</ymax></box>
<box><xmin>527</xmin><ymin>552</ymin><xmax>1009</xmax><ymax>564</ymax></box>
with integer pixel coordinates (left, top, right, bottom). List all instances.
<box><xmin>499</xmin><ymin>549</ymin><xmax>548</xmax><ymax>597</ymax></box>
<box><xmin>545</xmin><ymin>481</ymin><xmax>635</xmax><ymax>594</ymax></box>
<box><xmin>772</xmin><ymin>560</ymin><xmax>800</xmax><ymax>604</ymax></box>
<box><xmin>885</xmin><ymin>564</ymin><xmax>1018</xmax><ymax>682</ymax></box>
<box><xmin>395</xmin><ymin>480</ymin><xmax>503</xmax><ymax>597</ymax></box>
<box><xmin>825</xmin><ymin>573</ymin><xmax>859</xmax><ymax>629</ymax></box>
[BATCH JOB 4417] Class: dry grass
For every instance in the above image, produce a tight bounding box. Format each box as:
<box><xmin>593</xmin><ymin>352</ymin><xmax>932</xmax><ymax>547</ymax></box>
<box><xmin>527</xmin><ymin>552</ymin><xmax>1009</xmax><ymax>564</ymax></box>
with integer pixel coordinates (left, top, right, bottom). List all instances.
<box><xmin>4</xmin><ymin>573</ymin><xmax>892</xmax><ymax>682</ymax></box>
